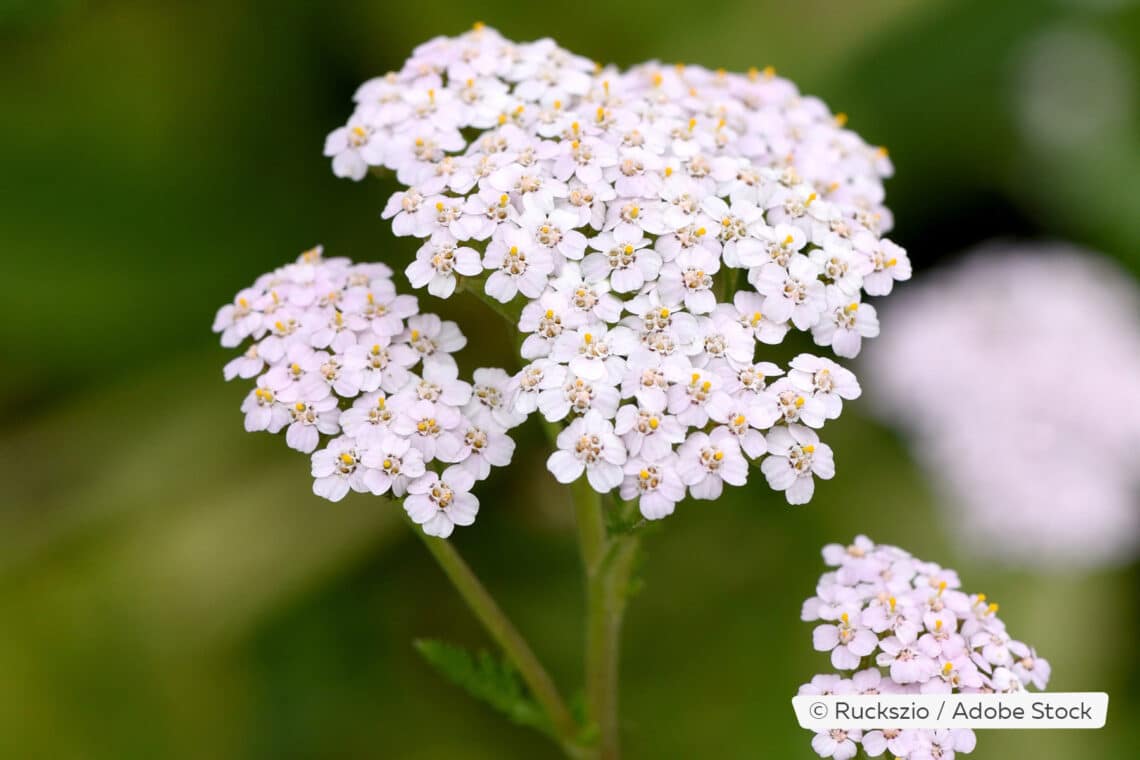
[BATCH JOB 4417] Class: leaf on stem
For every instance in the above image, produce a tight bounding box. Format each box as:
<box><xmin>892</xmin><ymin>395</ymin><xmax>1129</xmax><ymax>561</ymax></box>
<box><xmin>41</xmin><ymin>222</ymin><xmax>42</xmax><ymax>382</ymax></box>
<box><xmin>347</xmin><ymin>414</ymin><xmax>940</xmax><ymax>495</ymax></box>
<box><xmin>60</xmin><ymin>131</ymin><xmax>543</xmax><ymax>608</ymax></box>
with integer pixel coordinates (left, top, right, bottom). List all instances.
<box><xmin>569</xmin><ymin>690</ymin><xmax>600</xmax><ymax>745</ymax></box>
<box><xmin>413</xmin><ymin>638</ymin><xmax>553</xmax><ymax>736</ymax></box>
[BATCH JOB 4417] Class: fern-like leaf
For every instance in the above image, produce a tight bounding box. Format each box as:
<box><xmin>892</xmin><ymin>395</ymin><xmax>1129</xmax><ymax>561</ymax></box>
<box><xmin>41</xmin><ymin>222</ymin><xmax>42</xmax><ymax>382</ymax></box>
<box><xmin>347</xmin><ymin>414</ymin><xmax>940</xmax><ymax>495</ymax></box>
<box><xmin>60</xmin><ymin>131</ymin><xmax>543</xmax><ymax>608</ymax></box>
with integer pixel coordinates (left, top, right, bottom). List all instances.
<box><xmin>413</xmin><ymin>639</ymin><xmax>552</xmax><ymax>736</ymax></box>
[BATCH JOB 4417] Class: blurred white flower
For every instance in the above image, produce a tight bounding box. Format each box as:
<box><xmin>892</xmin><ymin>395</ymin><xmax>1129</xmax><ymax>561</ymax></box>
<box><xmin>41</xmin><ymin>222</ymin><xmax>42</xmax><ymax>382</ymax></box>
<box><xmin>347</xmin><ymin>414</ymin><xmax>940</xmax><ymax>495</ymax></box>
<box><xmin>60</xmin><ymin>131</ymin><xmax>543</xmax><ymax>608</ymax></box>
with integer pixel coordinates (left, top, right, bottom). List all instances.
<box><xmin>863</xmin><ymin>245</ymin><xmax>1140</xmax><ymax>568</ymax></box>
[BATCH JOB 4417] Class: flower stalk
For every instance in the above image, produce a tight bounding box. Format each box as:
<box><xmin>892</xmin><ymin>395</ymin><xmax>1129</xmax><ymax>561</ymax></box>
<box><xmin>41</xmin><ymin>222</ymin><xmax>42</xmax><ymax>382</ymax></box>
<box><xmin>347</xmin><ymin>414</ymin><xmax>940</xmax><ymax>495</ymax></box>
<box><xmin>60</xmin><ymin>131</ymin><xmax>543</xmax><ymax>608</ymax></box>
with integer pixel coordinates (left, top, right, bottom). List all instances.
<box><xmin>570</xmin><ymin>468</ymin><xmax>640</xmax><ymax>759</ymax></box>
<box><xmin>409</xmin><ymin>412</ymin><xmax>641</xmax><ymax>759</ymax></box>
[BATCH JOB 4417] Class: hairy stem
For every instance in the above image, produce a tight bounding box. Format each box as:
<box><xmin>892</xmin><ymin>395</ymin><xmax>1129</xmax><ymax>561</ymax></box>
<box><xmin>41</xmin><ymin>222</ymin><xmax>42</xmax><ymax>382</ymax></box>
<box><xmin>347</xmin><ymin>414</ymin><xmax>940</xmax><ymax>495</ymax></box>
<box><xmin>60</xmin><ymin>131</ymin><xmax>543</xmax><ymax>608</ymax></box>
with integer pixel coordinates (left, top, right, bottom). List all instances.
<box><xmin>570</xmin><ymin>480</ymin><xmax>640</xmax><ymax>759</ymax></box>
<box><xmin>413</xmin><ymin>526</ymin><xmax>583</xmax><ymax>753</ymax></box>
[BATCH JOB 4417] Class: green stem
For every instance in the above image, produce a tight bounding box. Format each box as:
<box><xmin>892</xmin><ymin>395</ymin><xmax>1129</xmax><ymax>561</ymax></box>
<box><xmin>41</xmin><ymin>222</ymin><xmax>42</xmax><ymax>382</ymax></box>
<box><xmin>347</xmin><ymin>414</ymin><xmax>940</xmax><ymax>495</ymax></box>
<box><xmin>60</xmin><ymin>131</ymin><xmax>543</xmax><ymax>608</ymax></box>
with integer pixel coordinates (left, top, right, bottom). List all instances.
<box><xmin>571</xmin><ymin>477</ymin><xmax>607</xmax><ymax>574</ymax></box>
<box><xmin>412</xmin><ymin>526</ymin><xmax>582</xmax><ymax>754</ymax></box>
<box><xmin>570</xmin><ymin>480</ymin><xmax>640</xmax><ymax>759</ymax></box>
<box><xmin>718</xmin><ymin>265</ymin><xmax>741</xmax><ymax>303</ymax></box>
<box><xmin>458</xmin><ymin>274</ymin><xmax>524</xmax><ymax>324</ymax></box>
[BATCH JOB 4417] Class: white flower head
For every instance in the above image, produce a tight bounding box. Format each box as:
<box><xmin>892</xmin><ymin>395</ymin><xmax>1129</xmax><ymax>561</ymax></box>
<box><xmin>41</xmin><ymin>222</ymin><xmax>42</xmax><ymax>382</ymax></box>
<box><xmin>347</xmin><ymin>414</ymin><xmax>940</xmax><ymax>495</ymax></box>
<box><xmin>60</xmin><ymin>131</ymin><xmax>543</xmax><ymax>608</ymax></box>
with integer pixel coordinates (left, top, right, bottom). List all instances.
<box><xmin>800</xmin><ymin>538</ymin><xmax>1050</xmax><ymax>760</ymax></box>
<box><xmin>227</xmin><ymin>25</ymin><xmax>917</xmax><ymax>530</ymax></box>
<box><xmin>215</xmin><ymin>247</ymin><xmax>525</xmax><ymax>538</ymax></box>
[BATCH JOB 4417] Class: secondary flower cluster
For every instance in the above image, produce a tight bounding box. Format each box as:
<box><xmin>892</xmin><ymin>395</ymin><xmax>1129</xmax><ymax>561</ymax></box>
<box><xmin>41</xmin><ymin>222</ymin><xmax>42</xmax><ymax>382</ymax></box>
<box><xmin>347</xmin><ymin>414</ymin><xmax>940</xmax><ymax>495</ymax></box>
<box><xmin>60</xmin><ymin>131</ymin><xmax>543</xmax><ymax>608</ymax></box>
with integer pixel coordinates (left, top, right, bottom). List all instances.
<box><xmin>325</xmin><ymin>24</ymin><xmax>911</xmax><ymax>516</ymax></box>
<box><xmin>863</xmin><ymin>245</ymin><xmax>1140</xmax><ymax>569</ymax></box>
<box><xmin>213</xmin><ymin>246</ymin><xmax>524</xmax><ymax>538</ymax></box>
<box><xmin>800</xmin><ymin>536</ymin><xmax>1050</xmax><ymax>760</ymax></box>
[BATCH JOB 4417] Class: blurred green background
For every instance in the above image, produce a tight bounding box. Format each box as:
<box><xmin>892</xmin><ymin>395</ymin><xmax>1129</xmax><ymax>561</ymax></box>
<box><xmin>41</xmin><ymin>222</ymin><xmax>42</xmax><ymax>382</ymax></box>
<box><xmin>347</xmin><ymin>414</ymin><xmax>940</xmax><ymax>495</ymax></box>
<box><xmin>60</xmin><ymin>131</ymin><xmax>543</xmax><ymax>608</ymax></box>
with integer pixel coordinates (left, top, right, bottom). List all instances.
<box><xmin>2</xmin><ymin>0</ymin><xmax>1138</xmax><ymax>757</ymax></box>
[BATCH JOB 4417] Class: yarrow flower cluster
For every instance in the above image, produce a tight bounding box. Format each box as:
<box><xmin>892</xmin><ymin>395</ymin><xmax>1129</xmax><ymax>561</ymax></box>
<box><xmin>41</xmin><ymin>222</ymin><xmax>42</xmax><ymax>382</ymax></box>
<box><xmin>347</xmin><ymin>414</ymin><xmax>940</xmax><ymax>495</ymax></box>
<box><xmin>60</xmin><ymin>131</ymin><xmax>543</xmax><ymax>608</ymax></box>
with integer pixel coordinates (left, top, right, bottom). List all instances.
<box><xmin>863</xmin><ymin>245</ymin><xmax>1140</xmax><ymax>569</ymax></box>
<box><xmin>800</xmin><ymin>536</ymin><xmax>1051</xmax><ymax>760</ymax></box>
<box><xmin>324</xmin><ymin>23</ymin><xmax>912</xmax><ymax>516</ymax></box>
<box><xmin>213</xmin><ymin>246</ymin><xmax>524</xmax><ymax>538</ymax></box>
